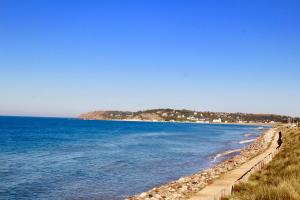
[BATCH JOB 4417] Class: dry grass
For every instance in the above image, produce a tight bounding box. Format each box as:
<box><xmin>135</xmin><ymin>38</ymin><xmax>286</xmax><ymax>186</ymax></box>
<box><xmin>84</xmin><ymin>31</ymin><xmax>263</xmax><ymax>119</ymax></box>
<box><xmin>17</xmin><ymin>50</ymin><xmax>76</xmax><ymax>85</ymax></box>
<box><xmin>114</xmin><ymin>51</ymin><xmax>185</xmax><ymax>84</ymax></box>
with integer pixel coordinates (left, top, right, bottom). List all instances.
<box><xmin>224</xmin><ymin>127</ymin><xmax>300</xmax><ymax>200</ymax></box>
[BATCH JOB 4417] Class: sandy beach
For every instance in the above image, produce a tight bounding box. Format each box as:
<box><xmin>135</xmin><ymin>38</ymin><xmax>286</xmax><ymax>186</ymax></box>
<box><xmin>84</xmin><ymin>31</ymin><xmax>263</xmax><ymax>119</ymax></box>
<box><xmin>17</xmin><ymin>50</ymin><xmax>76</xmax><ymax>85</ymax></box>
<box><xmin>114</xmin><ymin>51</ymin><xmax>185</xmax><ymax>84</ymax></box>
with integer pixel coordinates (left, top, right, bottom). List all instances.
<box><xmin>127</xmin><ymin>127</ymin><xmax>277</xmax><ymax>200</ymax></box>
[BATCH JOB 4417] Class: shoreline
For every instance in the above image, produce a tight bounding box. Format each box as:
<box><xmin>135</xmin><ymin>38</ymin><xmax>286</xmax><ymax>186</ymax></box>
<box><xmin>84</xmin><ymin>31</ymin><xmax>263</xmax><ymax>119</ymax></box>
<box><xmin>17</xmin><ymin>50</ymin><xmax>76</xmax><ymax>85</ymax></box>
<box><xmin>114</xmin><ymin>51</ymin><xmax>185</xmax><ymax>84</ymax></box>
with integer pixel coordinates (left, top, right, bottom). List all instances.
<box><xmin>127</xmin><ymin>127</ymin><xmax>276</xmax><ymax>200</ymax></box>
<box><xmin>80</xmin><ymin>118</ymin><xmax>273</xmax><ymax>127</ymax></box>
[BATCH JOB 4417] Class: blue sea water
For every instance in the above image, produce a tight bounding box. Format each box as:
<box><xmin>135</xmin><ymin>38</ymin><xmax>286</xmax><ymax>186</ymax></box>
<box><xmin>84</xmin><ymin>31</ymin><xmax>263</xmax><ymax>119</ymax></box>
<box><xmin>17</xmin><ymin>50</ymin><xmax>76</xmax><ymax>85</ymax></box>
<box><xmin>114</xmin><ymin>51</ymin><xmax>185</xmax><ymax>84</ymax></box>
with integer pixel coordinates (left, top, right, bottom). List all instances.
<box><xmin>0</xmin><ymin>117</ymin><xmax>268</xmax><ymax>200</ymax></box>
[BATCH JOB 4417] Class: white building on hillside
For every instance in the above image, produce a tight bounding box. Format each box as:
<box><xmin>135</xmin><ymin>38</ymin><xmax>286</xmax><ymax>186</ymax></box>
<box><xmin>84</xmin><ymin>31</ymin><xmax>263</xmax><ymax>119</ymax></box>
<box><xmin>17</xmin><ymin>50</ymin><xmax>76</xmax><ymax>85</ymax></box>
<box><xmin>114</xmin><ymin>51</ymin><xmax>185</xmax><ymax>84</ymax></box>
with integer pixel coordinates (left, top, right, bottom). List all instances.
<box><xmin>162</xmin><ymin>113</ymin><xmax>168</xmax><ymax>117</ymax></box>
<box><xmin>212</xmin><ymin>118</ymin><xmax>222</xmax><ymax>123</ymax></box>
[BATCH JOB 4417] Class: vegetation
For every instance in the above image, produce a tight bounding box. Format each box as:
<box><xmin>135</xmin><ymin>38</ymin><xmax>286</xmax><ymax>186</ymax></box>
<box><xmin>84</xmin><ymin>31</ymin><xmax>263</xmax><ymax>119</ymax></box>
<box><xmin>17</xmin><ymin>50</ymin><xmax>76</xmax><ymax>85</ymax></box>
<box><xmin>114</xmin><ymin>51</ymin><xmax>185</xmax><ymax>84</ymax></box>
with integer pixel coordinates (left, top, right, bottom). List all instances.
<box><xmin>79</xmin><ymin>108</ymin><xmax>291</xmax><ymax>123</ymax></box>
<box><xmin>224</xmin><ymin>127</ymin><xmax>300</xmax><ymax>200</ymax></box>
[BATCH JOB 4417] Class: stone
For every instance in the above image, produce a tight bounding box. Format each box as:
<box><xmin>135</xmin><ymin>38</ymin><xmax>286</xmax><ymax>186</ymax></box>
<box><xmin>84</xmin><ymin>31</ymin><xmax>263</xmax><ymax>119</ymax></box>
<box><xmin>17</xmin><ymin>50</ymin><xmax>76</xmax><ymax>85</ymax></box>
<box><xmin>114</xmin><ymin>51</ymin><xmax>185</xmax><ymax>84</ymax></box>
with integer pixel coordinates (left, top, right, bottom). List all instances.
<box><xmin>139</xmin><ymin>192</ymin><xmax>147</xmax><ymax>198</ymax></box>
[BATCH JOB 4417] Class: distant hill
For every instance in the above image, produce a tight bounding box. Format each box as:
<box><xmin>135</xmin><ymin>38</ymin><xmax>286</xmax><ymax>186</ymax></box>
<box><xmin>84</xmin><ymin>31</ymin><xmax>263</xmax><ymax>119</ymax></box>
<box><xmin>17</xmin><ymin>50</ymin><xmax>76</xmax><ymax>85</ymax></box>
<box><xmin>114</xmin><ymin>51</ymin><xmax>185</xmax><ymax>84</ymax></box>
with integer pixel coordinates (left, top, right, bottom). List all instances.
<box><xmin>79</xmin><ymin>109</ymin><xmax>293</xmax><ymax>124</ymax></box>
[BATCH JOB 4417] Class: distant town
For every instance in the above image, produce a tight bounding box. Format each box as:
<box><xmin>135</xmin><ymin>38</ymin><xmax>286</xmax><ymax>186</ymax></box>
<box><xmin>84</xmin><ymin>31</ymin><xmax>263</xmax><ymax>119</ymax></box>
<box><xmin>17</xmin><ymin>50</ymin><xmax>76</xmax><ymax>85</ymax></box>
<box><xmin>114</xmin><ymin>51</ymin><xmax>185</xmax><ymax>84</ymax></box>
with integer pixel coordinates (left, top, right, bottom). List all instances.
<box><xmin>79</xmin><ymin>109</ymin><xmax>297</xmax><ymax>124</ymax></box>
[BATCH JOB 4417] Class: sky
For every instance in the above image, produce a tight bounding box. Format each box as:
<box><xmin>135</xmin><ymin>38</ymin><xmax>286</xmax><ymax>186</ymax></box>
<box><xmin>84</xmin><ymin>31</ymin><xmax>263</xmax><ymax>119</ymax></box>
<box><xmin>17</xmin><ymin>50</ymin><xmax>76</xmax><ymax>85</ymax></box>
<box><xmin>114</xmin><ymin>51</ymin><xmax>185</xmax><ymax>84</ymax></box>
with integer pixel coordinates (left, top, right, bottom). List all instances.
<box><xmin>0</xmin><ymin>0</ymin><xmax>300</xmax><ymax>117</ymax></box>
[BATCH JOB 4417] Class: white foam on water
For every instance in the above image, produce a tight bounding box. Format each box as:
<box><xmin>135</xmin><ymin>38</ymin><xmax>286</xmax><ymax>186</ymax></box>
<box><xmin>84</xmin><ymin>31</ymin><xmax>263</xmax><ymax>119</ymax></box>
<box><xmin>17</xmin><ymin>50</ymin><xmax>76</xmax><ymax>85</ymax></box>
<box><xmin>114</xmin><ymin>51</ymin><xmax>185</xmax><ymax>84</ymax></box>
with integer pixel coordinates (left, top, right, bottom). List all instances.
<box><xmin>239</xmin><ymin>139</ymin><xmax>256</xmax><ymax>144</ymax></box>
<box><xmin>212</xmin><ymin>149</ymin><xmax>242</xmax><ymax>162</ymax></box>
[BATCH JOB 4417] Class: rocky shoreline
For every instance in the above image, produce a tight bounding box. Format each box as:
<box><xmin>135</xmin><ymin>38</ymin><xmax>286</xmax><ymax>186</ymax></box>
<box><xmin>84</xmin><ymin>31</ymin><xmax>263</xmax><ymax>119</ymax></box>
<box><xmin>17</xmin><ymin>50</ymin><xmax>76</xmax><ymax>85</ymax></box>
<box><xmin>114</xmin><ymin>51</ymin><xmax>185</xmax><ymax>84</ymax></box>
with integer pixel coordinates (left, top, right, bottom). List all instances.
<box><xmin>126</xmin><ymin>128</ymin><xmax>275</xmax><ymax>200</ymax></box>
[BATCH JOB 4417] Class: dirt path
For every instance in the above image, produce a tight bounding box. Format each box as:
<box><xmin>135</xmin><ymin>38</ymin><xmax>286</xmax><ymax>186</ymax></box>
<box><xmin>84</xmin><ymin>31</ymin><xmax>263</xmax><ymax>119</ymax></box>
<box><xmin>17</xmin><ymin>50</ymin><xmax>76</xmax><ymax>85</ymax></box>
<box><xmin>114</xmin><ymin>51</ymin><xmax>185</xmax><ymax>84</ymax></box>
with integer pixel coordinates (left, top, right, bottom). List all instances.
<box><xmin>188</xmin><ymin>129</ymin><xmax>278</xmax><ymax>200</ymax></box>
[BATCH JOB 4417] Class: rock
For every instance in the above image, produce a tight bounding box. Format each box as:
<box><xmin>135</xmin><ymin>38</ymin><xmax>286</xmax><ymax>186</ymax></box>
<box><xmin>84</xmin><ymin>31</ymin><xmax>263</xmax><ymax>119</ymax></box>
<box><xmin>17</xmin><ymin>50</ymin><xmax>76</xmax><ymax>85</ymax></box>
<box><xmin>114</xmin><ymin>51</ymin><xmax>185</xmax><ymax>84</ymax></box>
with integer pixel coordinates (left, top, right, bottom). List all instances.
<box><xmin>181</xmin><ymin>185</ymin><xmax>188</xmax><ymax>192</ymax></box>
<box><xmin>139</xmin><ymin>192</ymin><xmax>147</xmax><ymax>198</ymax></box>
<box><xmin>128</xmin><ymin>129</ymin><xmax>273</xmax><ymax>200</ymax></box>
<box><xmin>178</xmin><ymin>177</ymin><xmax>186</xmax><ymax>183</ymax></box>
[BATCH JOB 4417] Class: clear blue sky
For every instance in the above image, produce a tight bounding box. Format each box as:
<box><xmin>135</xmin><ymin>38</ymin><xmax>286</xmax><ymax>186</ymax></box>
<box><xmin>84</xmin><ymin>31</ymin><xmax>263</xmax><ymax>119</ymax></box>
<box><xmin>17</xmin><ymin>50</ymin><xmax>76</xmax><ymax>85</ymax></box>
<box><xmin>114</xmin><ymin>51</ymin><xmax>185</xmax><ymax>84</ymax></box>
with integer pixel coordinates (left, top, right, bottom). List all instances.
<box><xmin>1</xmin><ymin>0</ymin><xmax>300</xmax><ymax>117</ymax></box>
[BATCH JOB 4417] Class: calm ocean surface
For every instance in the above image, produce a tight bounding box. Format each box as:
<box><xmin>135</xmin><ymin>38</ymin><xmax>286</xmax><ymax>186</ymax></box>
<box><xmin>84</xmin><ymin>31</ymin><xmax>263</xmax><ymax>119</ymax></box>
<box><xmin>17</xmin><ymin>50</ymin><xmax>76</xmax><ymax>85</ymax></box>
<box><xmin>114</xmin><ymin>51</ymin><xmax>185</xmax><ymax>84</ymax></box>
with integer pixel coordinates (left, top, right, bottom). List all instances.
<box><xmin>0</xmin><ymin>117</ymin><xmax>268</xmax><ymax>200</ymax></box>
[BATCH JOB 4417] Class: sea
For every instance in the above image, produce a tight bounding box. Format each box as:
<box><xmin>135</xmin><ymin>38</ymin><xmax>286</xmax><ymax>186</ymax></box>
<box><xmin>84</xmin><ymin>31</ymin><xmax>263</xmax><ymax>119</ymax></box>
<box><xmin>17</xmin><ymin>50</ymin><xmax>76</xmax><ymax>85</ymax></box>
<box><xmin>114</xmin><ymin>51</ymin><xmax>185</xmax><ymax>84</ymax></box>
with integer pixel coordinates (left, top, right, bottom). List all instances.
<box><xmin>0</xmin><ymin>116</ymin><xmax>269</xmax><ymax>200</ymax></box>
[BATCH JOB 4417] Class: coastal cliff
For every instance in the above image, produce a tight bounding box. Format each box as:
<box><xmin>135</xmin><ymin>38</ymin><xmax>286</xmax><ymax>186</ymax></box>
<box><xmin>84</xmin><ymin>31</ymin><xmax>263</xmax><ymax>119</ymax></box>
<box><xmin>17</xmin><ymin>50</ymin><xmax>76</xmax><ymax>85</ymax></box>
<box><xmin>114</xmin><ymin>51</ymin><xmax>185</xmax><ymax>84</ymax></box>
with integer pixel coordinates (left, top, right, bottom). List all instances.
<box><xmin>79</xmin><ymin>109</ymin><xmax>291</xmax><ymax>124</ymax></box>
<box><xmin>79</xmin><ymin>110</ymin><xmax>163</xmax><ymax>121</ymax></box>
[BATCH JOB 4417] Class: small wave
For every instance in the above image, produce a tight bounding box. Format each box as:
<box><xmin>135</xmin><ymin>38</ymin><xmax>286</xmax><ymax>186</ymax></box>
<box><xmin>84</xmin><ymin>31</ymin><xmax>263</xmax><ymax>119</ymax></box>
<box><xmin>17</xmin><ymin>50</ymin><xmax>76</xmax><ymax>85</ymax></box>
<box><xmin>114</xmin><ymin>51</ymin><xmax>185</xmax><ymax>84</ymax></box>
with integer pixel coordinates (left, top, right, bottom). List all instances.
<box><xmin>256</xmin><ymin>127</ymin><xmax>265</xmax><ymax>130</ymax></box>
<box><xmin>239</xmin><ymin>139</ymin><xmax>256</xmax><ymax>144</ymax></box>
<box><xmin>244</xmin><ymin>133</ymin><xmax>256</xmax><ymax>137</ymax></box>
<box><xmin>213</xmin><ymin>149</ymin><xmax>241</xmax><ymax>162</ymax></box>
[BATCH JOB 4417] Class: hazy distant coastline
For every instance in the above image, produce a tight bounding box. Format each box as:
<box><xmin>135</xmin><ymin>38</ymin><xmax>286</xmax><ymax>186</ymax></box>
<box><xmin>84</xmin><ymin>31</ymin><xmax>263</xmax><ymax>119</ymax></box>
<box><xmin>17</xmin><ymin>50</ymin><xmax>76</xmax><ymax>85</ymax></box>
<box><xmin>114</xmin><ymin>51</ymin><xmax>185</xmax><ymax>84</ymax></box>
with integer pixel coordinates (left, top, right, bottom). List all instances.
<box><xmin>79</xmin><ymin>109</ymin><xmax>290</xmax><ymax>125</ymax></box>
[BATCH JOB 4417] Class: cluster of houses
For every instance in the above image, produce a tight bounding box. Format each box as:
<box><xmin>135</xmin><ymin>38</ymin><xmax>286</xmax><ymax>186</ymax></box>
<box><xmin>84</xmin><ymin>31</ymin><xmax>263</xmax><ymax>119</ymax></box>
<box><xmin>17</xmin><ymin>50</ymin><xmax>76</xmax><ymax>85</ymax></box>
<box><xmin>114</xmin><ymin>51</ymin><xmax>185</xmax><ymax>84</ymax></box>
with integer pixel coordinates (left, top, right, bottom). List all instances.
<box><xmin>154</xmin><ymin>110</ymin><xmax>224</xmax><ymax>123</ymax></box>
<box><xmin>153</xmin><ymin>110</ymin><xmax>279</xmax><ymax>124</ymax></box>
<box><xmin>104</xmin><ymin>109</ymin><xmax>283</xmax><ymax>124</ymax></box>
<box><xmin>81</xmin><ymin>109</ymin><xmax>292</xmax><ymax>124</ymax></box>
